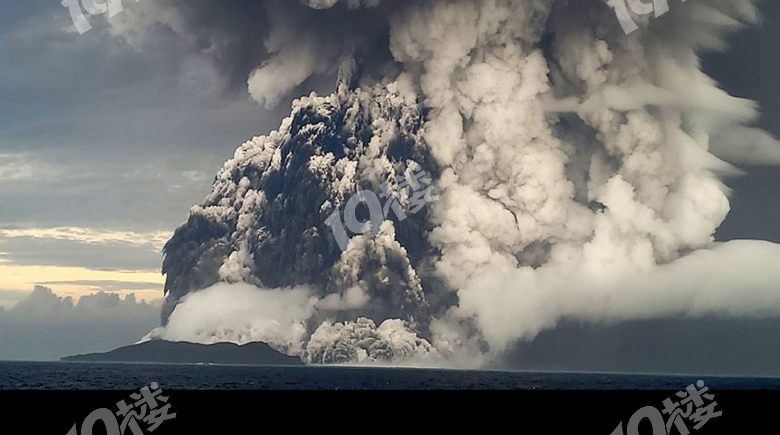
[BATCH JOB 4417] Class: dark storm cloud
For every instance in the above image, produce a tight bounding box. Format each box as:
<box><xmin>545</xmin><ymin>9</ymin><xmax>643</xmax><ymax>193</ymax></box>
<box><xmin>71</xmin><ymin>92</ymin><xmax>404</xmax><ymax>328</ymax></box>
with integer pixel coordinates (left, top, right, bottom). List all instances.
<box><xmin>501</xmin><ymin>317</ymin><xmax>780</xmax><ymax>376</ymax></box>
<box><xmin>716</xmin><ymin>167</ymin><xmax>780</xmax><ymax>243</ymax></box>
<box><xmin>703</xmin><ymin>0</ymin><xmax>780</xmax><ymax>140</ymax></box>
<box><xmin>704</xmin><ymin>0</ymin><xmax>780</xmax><ymax>244</ymax></box>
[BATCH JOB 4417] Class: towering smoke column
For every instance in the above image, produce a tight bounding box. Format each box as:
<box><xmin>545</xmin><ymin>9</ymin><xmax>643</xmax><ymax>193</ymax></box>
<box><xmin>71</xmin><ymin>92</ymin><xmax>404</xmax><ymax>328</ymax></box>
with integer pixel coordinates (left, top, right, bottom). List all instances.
<box><xmin>121</xmin><ymin>0</ymin><xmax>780</xmax><ymax>365</ymax></box>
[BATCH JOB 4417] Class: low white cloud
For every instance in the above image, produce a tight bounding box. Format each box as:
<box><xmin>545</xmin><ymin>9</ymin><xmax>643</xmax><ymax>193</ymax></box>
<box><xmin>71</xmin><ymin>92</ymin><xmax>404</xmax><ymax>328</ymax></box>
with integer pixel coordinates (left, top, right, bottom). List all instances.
<box><xmin>0</xmin><ymin>289</ymin><xmax>29</xmax><ymax>309</ymax></box>
<box><xmin>0</xmin><ymin>286</ymin><xmax>161</xmax><ymax>361</ymax></box>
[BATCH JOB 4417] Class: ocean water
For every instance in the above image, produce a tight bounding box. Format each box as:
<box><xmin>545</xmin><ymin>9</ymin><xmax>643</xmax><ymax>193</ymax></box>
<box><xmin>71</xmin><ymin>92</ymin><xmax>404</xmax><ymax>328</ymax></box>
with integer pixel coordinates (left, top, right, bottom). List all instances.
<box><xmin>1</xmin><ymin>361</ymin><xmax>780</xmax><ymax>390</ymax></box>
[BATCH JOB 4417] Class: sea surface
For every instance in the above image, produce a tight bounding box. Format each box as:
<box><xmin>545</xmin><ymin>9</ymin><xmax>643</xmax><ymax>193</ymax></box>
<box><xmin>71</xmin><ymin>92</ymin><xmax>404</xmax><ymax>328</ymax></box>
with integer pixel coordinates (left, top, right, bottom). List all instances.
<box><xmin>2</xmin><ymin>361</ymin><xmax>780</xmax><ymax>390</ymax></box>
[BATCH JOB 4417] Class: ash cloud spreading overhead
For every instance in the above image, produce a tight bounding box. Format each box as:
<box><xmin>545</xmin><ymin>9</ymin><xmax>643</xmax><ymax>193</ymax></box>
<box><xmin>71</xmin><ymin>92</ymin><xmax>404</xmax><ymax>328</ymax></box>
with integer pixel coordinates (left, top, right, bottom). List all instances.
<box><xmin>115</xmin><ymin>0</ymin><xmax>780</xmax><ymax>366</ymax></box>
<box><xmin>107</xmin><ymin>0</ymin><xmax>404</xmax><ymax>102</ymax></box>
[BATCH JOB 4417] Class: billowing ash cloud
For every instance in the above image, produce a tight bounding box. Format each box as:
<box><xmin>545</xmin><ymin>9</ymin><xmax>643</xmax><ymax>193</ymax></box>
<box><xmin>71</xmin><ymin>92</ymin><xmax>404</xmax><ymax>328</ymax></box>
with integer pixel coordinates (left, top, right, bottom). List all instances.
<box><xmin>113</xmin><ymin>0</ymin><xmax>780</xmax><ymax>366</ymax></box>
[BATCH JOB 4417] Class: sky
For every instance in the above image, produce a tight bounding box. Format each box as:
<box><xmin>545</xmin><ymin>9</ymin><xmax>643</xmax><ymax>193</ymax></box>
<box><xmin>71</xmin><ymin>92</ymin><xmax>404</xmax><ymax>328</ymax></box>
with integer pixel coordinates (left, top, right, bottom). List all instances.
<box><xmin>0</xmin><ymin>0</ymin><xmax>778</xmax><ymax>364</ymax></box>
<box><xmin>0</xmin><ymin>1</ymin><xmax>288</xmax><ymax>308</ymax></box>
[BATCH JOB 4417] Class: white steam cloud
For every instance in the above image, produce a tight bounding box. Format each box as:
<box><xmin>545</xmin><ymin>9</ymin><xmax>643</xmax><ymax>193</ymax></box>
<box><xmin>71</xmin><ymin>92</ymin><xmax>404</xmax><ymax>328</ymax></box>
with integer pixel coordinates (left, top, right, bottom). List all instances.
<box><xmin>143</xmin><ymin>283</ymin><xmax>318</xmax><ymax>355</ymax></box>
<box><xmin>145</xmin><ymin>282</ymin><xmax>436</xmax><ymax>365</ymax></box>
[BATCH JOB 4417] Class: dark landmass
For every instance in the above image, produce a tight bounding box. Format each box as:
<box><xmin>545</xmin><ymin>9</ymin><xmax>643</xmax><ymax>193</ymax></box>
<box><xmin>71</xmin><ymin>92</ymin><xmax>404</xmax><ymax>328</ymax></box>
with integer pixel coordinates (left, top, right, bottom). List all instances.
<box><xmin>61</xmin><ymin>340</ymin><xmax>304</xmax><ymax>366</ymax></box>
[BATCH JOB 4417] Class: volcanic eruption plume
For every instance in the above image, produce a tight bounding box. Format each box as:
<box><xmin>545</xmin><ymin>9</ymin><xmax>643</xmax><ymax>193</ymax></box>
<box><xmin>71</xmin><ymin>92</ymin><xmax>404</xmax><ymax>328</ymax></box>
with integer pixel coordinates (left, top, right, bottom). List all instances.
<box><xmin>114</xmin><ymin>0</ymin><xmax>780</xmax><ymax>366</ymax></box>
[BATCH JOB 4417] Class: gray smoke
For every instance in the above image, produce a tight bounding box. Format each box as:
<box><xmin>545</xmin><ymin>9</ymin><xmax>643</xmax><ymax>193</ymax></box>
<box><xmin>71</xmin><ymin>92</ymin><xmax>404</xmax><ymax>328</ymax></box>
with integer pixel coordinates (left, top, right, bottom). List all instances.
<box><xmin>115</xmin><ymin>0</ymin><xmax>780</xmax><ymax>366</ymax></box>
